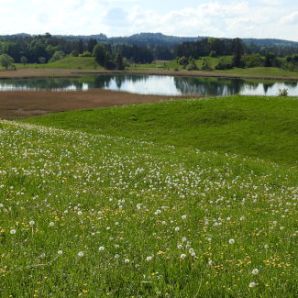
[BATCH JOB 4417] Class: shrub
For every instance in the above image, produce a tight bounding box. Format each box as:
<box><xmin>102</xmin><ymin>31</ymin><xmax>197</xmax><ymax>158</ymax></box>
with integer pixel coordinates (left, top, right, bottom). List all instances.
<box><xmin>186</xmin><ymin>58</ymin><xmax>198</xmax><ymax>71</ymax></box>
<box><xmin>177</xmin><ymin>56</ymin><xmax>189</xmax><ymax>67</ymax></box>
<box><xmin>79</xmin><ymin>51</ymin><xmax>92</xmax><ymax>58</ymax></box>
<box><xmin>278</xmin><ymin>88</ymin><xmax>288</xmax><ymax>96</ymax></box>
<box><xmin>201</xmin><ymin>58</ymin><xmax>212</xmax><ymax>71</ymax></box>
<box><xmin>0</xmin><ymin>54</ymin><xmax>14</xmax><ymax>70</ymax></box>
<box><xmin>50</xmin><ymin>51</ymin><xmax>65</xmax><ymax>63</ymax></box>
<box><xmin>215</xmin><ymin>58</ymin><xmax>233</xmax><ymax>70</ymax></box>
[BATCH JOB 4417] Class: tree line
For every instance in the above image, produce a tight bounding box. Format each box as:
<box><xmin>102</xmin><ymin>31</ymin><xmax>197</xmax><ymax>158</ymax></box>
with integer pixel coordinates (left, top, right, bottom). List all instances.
<box><xmin>0</xmin><ymin>33</ymin><xmax>297</xmax><ymax>71</ymax></box>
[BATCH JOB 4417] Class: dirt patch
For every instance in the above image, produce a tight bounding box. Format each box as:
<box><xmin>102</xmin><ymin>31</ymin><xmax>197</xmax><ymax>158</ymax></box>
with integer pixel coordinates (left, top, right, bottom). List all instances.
<box><xmin>0</xmin><ymin>89</ymin><xmax>189</xmax><ymax>119</ymax></box>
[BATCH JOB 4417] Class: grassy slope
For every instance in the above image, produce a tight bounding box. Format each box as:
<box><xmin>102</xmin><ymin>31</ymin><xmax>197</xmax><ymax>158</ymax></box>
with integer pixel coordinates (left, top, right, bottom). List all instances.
<box><xmin>1</xmin><ymin>119</ymin><xmax>297</xmax><ymax>297</ymax></box>
<box><xmin>16</xmin><ymin>56</ymin><xmax>102</xmax><ymax>70</ymax></box>
<box><xmin>24</xmin><ymin>96</ymin><xmax>298</xmax><ymax>166</ymax></box>
<box><xmin>7</xmin><ymin>56</ymin><xmax>297</xmax><ymax>79</ymax></box>
<box><xmin>129</xmin><ymin>57</ymin><xmax>298</xmax><ymax>79</ymax></box>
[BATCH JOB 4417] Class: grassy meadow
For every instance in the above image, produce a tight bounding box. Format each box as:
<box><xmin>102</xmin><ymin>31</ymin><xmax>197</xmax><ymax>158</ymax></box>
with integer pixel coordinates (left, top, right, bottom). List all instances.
<box><xmin>1</xmin><ymin>96</ymin><xmax>298</xmax><ymax>297</ymax></box>
<box><xmin>5</xmin><ymin>55</ymin><xmax>297</xmax><ymax>80</ymax></box>
<box><xmin>16</xmin><ymin>57</ymin><xmax>102</xmax><ymax>70</ymax></box>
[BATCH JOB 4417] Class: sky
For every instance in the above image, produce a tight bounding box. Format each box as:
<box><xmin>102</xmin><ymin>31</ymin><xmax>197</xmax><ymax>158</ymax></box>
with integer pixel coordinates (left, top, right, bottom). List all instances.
<box><xmin>1</xmin><ymin>0</ymin><xmax>298</xmax><ymax>41</ymax></box>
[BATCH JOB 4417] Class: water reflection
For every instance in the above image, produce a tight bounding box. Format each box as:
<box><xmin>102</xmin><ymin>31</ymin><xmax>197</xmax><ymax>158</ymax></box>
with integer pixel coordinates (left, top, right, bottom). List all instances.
<box><xmin>0</xmin><ymin>75</ymin><xmax>297</xmax><ymax>96</ymax></box>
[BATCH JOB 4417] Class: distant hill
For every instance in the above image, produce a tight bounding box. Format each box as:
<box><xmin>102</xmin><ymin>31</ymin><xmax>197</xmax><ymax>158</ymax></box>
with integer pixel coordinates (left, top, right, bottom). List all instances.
<box><xmin>1</xmin><ymin>32</ymin><xmax>298</xmax><ymax>48</ymax></box>
<box><xmin>109</xmin><ymin>33</ymin><xmax>200</xmax><ymax>46</ymax></box>
<box><xmin>243</xmin><ymin>38</ymin><xmax>298</xmax><ymax>48</ymax></box>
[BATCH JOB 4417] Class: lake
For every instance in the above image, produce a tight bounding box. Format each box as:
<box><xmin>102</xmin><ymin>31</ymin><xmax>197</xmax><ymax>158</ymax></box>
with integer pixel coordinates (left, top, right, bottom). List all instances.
<box><xmin>0</xmin><ymin>75</ymin><xmax>297</xmax><ymax>96</ymax></box>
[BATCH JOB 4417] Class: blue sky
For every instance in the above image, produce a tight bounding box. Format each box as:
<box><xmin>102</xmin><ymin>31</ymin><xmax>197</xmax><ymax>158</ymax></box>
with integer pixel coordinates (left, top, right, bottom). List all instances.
<box><xmin>1</xmin><ymin>0</ymin><xmax>298</xmax><ymax>40</ymax></box>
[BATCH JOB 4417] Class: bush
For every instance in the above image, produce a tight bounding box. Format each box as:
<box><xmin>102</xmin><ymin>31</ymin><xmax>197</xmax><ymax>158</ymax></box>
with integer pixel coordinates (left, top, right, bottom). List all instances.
<box><xmin>20</xmin><ymin>56</ymin><xmax>28</xmax><ymax>65</ymax></box>
<box><xmin>244</xmin><ymin>54</ymin><xmax>264</xmax><ymax>68</ymax></box>
<box><xmin>201</xmin><ymin>58</ymin><xmax>212</xmax><ymax>71</ymax></box>
<box><xmin>0</xmin><ymin>54</ymin><xmax>14</xmax><ymax>70</ymax></box>
<box><xmin>79</xmin><ymin>51</ymin><xmax>92</xmax><ymax>58</ymax></box>
<box><xmin>177</xmin><ymin>56</ymin><xmax>189</xmax><ymax>67</ymax></box>
<box><xmin>186</xmin><ymin>58</ymin><xmax>198</xmax><ymax>71</ymax></box>
<box><xmin>215</xmin><ymin>58</ymin><xmax>233</xmax><ymax>70</ymax></box>
<box><xmin>278</xmin><ymin>88</ymin><xmax>288</xmax><ymax>96</ymax></box>
<box><xmin>38</xmin><ymin>57</ymin><xmax>46</xmax><ymax>64</ymax></box>
<box><xmin>50</xmin><ymin>51</ymin><xmax>65</xmax><ymax>63</ymax></box>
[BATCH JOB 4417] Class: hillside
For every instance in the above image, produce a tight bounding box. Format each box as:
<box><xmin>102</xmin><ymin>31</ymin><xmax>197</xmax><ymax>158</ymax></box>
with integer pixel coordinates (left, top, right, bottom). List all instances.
<box><xmin>25</xmin><ymin>96</ymin><xmax>298</xmax><ymax>165</ymax></box>
<box><xmin>1</xmin><ymin>111</ymin><xmax>297</xmax><ymax>296</ymax></box>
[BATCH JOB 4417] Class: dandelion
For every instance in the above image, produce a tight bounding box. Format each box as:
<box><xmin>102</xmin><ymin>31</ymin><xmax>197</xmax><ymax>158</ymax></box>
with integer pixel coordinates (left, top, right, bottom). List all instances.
<box><xmin>228</xmin><ymin>238</ymin><xmax>235</xmax><ymax>245</ymax></box>
<box><xmin>29</xmin><ymin>220</ymin><xmax>35</xmax><ymax>227</ymax></box>
<box><xmin>249</xmin><ymin>281</ymin><xmax>257</xmax><ymax>288</ymax></box>
<box><xmin>146</xmin><ymin>256</ymin><xmax>153</xmax><ymax>262</ymax></box>
<box><xmin>252</xmin><ymin>268</ymin><xmax>259</xmax><ymax>275</ymax></box>
<box><xmin>181</xmin><ymin>214</ymin><xmax>187</xmax><ymax>220</ymax></box>
<box><xmin>77</xmin><ymin>251</ymin><xmax>85</xmax><ymax>257</ymax></box>
<box><xmin>49</xmin><ymin>222</ymin><xmax>55</xmax><ymax>227</ymax></box>
<box><xmin>208</xmin><ymin>259</ymin><xmax>213</xmax><ymax>266</ymax></box>
<box><xmin>77</xmin><ymin>211</ymin><xmax>83</xmax><ymax>216</ymax></box>
<box><xmin>57</xmin><ymin>250</ymin><xmax>63</xmax><ymax>255</ymax></box>
<box><xmin>114</xmin><ymin>254</ymin><xmax>120</xmax><ymax>259</ymax></box>
<box><xmin>98</xmin><ymin>246</ymin><xmax>105</xmax><ymax>252</ymax></box>
<box><xmin>180</xmin><ymin>254</ymin><xmax>187</xmax><ymax>260</ymax></box>
<box><xmin>175</xmin><ymin>226</ymin><xmax>180</xmax><ymax>232</ymax></box>
<box><xmin>10</xmin><ymin>229</ymin><xmax>16</xmax><ymax>235</ymax></box>
<box><xmin>124</xmin><ymin>258</ymin><xmax>130</xmax><ymax>264</ymax></box>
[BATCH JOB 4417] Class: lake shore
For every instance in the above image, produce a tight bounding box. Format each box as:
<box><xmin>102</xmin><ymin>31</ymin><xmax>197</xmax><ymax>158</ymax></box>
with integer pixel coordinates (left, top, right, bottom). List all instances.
<box><xmin>0</xmin><ymin>89</ymin><xmax>188</xmax><ymax>119</ymax></box>
<box><xmin>0</xmin><ymin>67</ymin><xmax>298</xmax><ymax>81</ymax></box>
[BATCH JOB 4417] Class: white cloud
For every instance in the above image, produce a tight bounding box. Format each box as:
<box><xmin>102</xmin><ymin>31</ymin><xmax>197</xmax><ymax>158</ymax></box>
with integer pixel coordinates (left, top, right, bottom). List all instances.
<box><xmin>0</xmin><ymin>0</ymin><xmax>297</xmax><ymax>40</ymax></box>
<box><xmin>281</xmin><ymin>11</ymin><xmax>298</xmax><ymax>25</ymax></box>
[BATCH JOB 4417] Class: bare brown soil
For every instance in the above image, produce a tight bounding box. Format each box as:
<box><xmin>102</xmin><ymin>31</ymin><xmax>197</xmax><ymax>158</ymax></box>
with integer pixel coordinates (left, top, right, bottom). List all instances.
<box><xmin>0</xmin><ymin>89</ymin><xmax>186</xmax><ymax>120</ymax></box>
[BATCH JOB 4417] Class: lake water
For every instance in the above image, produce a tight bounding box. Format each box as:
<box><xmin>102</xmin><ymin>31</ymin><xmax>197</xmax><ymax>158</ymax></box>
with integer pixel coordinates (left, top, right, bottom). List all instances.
<box><xmin>0</xmin><ymin>75</ymin><xmax>297</xmax><ymax>96</ymax></box>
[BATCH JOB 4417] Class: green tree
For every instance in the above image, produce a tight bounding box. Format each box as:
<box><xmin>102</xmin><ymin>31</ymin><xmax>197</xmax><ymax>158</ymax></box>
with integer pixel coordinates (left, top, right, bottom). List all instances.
<box><xmin>20</xmin><ymin>56</ymin><xmax>28</xmax><ymax>65</ymax></box>
<box><xmin>232</xmin><ymin>38</ymin><xmax>245</xmax><ymax>67</ymax></box>
<box><xmin>0</xmin><ymin>54</ymin><xmax>14</xmax><ymax>69</ymax></box>
<box><xmin>93</xmin><ymin>44</ymin><xmax>110</xmax><ymax>67</ymax></box>
<box><xmin>50</xmin><ymin>51</ymin><xmax>65</xmax><ymax>62</ymax></box>
<box><xmin>38</xmin><ymin>57</ymin><xmax>46</xmax><ymax>64</ymax></box>
<box><xmin>115</xmin><ymin>53</ymin><xmax>125</xmax><ymax>70</ymax></box>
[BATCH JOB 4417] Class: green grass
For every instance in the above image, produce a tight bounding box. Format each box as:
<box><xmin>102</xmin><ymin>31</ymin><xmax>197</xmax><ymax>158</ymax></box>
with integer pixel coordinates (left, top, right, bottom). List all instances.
<box><xmin>16</xmin><ymin>56</ymin><xmax>102</xmax><ymax>70</ymax></box>
<box><xmin>129</xmin><ymin>58</ymin><xmax>298</xmax><ymax>79</ymax></box>
<box><xmin>1</xmin><ymin>118</ymin><xmax>298</xmax><ymax>297</ymax></box>
<box><xmin>24</xmin><ymin>96</ymin><xmax>298</xmax><ymax>166</ymax></box>
<box><xmin>1</xmin><ymin>96</ymin><xmax>298</xmax><ymax>296</ymax></box>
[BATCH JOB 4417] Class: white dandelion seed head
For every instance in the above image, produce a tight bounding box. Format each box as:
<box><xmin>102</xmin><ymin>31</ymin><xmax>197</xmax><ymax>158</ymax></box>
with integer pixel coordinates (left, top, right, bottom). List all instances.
<box><xmin>10</xmin><ymin>229</ymin><xmax>16</xmax><ymax>235</ymax></box>
<box><xmin>180</xmin><ymin>254</ymin><xmax>187</xmax><ymax>260</ymax></box>
<box><xmin>228</xmin><ymin>238</ymin><xmax>235</xmax><ymax>245</ymax></box>
<box><xmin>249</xmin><ymin>281</ymin><xmax>257</xmax><ymax>288</ymax></box>
<box><xmin>146</xmin><ymin>256</ymin><xmax>153</xmax><ymax>262</ymax></box>
<box><xmin>175</xmin><ymin>227</ymin><xmax>180</xmax><ymax>232</ymax></box>
<box><xmin>49</xmin><ymin>222</ymin><xmax>55</xmax><ymax>227</ymax></box>
<box><xmin>124</xmin><ymin>258</ymin><xmax>130</xmax><ymax>264</ymax></box>
<box><xmin>77</xmin><ymin>251</ymin><xmax>85</xmax><ymax>257</ymax></box>
<box><xmin>98</xmin><ymin>246</ymin><xmax>105</xmax><ymax>252</ymax></box>
<box><xmin>57</xmin><ymin>250</ymin><xmax>63</xmax><ymax>255</ymax></box>
<box><xmin>29</xmin><ymin>220</ymin><xmax>35</xmax><ymax>227</ymax></box>
<box><xmin>252</xmin><ymin>268</ymin><xmax>259</xmax><ymax>275</ymax></box>
<box><xmin>181</xmin><ymin>215</ymin><xmax>187</xmax><ymax>220</ymax></box>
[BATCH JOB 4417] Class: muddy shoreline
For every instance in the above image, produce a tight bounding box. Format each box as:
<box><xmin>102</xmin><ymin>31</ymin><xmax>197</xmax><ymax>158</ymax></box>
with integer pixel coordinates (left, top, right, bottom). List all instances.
<box><xmin>0</xmin><ymin>89</ymin><xmax>190</xmax><ymax>120</ymax></box>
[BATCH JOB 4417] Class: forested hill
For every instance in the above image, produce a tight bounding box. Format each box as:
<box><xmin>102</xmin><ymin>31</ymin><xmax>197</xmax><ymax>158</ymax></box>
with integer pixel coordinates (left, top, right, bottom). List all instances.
<box><xmin>2</xmin><ymin>33</ymin><xmax>297</xmax><ymax>48</ymax></box>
